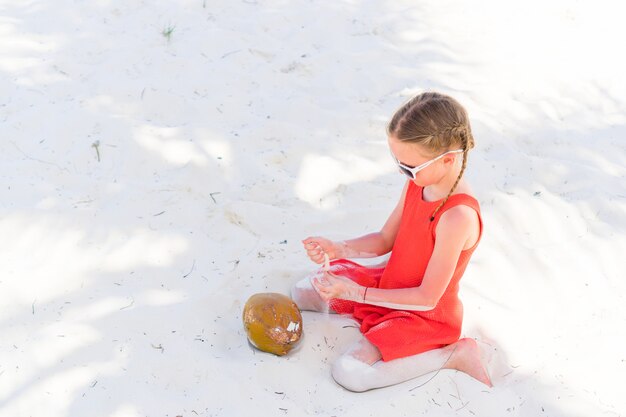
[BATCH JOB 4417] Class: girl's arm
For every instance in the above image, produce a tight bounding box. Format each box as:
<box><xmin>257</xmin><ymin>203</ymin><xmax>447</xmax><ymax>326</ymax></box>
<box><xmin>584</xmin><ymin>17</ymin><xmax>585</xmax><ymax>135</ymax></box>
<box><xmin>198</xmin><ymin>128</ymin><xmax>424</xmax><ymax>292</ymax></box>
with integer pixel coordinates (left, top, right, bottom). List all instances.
<box><xmin>303</xmin><ymin>180</ymin><xmax>410</xmax><ymax>263</ymax></box>
<box><xmin>313</xmin><ymin>205</ymin><xmax>477</xmax><ymax>311</ymax></box>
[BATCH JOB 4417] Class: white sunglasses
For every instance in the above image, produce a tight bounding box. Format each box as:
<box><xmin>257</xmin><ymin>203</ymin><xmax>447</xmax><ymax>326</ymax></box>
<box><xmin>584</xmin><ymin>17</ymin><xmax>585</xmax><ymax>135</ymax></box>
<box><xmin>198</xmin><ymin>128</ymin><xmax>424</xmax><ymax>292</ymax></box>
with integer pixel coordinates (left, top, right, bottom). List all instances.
<box><xmin>391</xmin><ymin>149</ymin><xmax>464</xmax><ymax>179</ymax></box>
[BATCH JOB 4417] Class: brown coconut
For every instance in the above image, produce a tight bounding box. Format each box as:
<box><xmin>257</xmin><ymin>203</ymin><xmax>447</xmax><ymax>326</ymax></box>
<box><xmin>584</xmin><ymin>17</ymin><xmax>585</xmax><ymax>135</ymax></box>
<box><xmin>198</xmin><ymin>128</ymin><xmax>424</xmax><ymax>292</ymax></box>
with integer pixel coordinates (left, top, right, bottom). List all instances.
<box><xmin>242</xmin><ymin>292</ymin><xmax>303</xmax><ymax>356</ymax></box>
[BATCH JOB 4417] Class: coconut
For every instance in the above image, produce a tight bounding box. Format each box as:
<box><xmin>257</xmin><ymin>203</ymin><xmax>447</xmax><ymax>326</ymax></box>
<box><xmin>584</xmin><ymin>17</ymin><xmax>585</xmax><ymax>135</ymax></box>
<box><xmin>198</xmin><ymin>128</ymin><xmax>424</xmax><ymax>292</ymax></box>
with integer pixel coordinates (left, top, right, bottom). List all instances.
<box><xmin>242</xmin><ymin>293</ymin><xmax>303</xmax><ymax>356</ymax></box>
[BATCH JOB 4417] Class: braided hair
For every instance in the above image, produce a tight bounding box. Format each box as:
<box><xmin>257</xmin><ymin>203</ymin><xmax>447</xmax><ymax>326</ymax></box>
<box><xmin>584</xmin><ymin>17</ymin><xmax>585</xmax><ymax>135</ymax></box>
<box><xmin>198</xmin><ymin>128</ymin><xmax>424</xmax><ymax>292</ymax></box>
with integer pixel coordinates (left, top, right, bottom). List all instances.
<box><xmin>386</xmin><ymin>92</ymin><xmax>475</xmax><ymax>221</ymax></box>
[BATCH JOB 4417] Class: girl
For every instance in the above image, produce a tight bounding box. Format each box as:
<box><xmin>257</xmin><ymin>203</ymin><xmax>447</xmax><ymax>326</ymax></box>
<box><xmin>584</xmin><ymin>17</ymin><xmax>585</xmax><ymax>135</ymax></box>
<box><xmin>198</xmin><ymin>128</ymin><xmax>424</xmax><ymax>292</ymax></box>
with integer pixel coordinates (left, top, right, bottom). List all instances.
<box><xmin>291</xmin><ymin>92</ymin><xmax>492</xmax><ymax>392</ymax></box>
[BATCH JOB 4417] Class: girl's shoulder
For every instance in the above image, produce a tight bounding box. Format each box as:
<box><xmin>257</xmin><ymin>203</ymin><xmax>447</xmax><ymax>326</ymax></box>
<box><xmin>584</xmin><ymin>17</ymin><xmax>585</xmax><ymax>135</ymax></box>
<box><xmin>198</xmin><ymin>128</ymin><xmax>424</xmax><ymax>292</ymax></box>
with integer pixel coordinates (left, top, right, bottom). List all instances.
<box><xmin>419</xmin><ymin>179</ymin><xmax>479</xmax><ymax>204</ymax></box>
<box><xmin>434</xmin><ymin>181</ymin><xmax>482</xmax><ymax>250</ymax></box>
<box><xmin>449</xmin><ymin>179</ymin><xmax>476</xmax><ymax>200</ymax></box>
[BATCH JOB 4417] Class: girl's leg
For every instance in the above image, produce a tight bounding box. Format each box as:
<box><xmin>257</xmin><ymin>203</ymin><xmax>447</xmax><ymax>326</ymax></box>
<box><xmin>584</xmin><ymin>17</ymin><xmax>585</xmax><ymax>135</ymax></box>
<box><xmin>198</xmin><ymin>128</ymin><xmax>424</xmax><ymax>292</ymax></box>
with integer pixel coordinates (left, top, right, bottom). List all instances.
<box><xmin>331</xmin><ymin>337</ymin><xmax>492</xmax><ymax>392</ymax></box>
<box><xmin>290</xmin><ymin>276</ymin><xmax>336</xmax><ymax>313</ymax></box>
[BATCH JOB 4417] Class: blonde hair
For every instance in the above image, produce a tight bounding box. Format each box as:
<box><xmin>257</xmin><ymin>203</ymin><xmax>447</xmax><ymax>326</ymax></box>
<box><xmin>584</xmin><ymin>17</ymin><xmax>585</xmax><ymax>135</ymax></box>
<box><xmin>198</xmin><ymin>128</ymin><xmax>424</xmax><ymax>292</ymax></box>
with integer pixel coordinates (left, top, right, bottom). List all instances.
<box><xmin>386</xmin><ymin>92</ymin><xmax>475</xmax><ymax>221</ymax></box>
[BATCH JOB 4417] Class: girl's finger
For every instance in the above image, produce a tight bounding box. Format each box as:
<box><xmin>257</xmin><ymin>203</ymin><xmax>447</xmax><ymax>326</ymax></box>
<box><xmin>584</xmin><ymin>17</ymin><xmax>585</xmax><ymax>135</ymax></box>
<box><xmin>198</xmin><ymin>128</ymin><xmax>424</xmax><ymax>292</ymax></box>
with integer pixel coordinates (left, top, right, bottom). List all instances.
<box><xmin>307</xmin><ymin>246</ymin><xmax>322</xmax><ymax>254</ymax></box>
<box><xmin>311</xmin><ymin>278</ymin><xmax>323</xmax><ymax>292</ymax></box>
<box><xmin>303</xmin><ymin>238</ymin><xmax>320</xmax><ymax>247</ymax></box>
<box><xmin>313</xmin><ymin>280</ymin><xmax>330</xmax><ymax>299</ymax></box>
<box><xmin>326</xmin><ymin>270</ymin><xmax>340</xmax><ymax>279</ymax></box>
<box><xmin>305</xmin><ymin>239</ymin><xmax>324</xmax><ymax>251</ymax></box>
<box><xmin>316</xmin><ymin>285</ymin><xmax>331</xmax><ymax>298</ymax></box>
<box><xmin>324</xmin><ymin>271</ymin><xmax>336</xmax><ymax>281</ymax></box>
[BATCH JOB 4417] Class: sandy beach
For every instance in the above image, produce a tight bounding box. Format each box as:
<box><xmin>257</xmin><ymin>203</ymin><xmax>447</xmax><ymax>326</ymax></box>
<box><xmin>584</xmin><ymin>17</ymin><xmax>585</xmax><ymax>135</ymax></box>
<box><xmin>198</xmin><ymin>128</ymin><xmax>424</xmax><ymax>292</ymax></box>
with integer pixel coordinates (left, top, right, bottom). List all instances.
<box><xmin>1</xmin><ymin>0</ymin><xmax>625</xmax><ymax>416</ymax></box>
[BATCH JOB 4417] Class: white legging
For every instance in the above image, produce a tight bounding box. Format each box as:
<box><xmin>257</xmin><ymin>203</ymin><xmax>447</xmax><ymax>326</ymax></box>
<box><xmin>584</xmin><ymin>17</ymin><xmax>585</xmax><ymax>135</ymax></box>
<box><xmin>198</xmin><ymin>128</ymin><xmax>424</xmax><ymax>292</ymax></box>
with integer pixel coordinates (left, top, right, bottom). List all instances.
<box><xmin>291</xmin><ymin>276</ymin><xmax>458</xmax><ymax>392</ymax></box>
<box><xmin>330</xmin><ymin>337</ymin><xmax>458</xmax><ymax>392</ymax></box>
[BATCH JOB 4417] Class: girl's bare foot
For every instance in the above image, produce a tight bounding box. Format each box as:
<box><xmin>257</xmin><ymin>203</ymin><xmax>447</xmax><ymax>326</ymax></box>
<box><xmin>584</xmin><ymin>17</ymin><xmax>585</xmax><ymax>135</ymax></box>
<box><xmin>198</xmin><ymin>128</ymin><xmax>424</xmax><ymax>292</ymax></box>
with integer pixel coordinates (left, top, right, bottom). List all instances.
<box><xmin>446</xmin><ymin>338</ymin><xmax>493</xmax><ymax>387</ymax></box>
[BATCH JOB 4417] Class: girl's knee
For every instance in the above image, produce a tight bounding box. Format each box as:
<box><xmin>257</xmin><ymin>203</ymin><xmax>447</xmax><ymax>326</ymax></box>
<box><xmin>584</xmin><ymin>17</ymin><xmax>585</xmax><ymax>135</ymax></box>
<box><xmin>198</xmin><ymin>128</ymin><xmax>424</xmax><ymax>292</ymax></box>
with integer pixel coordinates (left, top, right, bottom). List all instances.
<box><xmin>331</xmin><ymin>354</ymin><xmax>372</xmax><ymax>392</ymax></box>
<box><xmin>289</xmin><ymin>280</ymin><xmax>301</xmax><ymax>301</ymax></box>
<box><xmin>290</xmin><ymin>277</ymin><xmax>313</xmax><ymax>305</ymax></box>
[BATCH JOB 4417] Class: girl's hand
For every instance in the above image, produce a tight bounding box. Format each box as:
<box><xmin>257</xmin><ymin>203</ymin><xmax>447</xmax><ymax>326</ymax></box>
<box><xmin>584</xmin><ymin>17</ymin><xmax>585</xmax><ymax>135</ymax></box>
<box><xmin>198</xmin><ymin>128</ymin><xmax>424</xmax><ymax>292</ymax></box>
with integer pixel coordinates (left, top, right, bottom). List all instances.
<box><xmin>311</xmin><ymin>270</ymin><xmax>364</xmax><ymax>302</ymax></box>
<box><xmin>302</xmin><ymin>236</ymin><xmax>342</xmax><ymax>264</ymax></box>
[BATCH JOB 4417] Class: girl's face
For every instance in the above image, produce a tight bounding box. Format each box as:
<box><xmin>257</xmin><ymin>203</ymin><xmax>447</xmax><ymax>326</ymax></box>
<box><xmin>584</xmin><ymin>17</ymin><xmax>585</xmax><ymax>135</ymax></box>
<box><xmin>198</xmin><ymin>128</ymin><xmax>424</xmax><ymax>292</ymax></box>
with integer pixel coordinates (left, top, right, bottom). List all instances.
<box><xmin>387</xmin><ymin>135</ymin><xmax>458</xmax><ymax>186</ymax></box>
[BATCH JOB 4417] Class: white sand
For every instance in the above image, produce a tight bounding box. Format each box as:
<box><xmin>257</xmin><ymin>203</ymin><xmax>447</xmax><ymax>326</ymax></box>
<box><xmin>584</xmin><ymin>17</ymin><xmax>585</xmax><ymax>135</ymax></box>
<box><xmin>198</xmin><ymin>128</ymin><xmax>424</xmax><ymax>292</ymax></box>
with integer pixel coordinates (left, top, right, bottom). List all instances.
<box><xmin>1</xmin><ymin>0</ymin><xmax>625</xmax><ymax>416</ymax></box>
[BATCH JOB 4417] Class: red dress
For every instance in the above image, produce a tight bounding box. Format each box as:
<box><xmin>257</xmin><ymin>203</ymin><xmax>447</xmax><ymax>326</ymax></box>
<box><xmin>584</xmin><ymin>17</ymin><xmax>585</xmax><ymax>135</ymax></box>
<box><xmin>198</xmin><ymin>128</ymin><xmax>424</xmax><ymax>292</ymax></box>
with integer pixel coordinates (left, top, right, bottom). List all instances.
<box><xmin>327</xmin><ymin>181</ymin><xmax>483</xmax><ymax>361</ymax></box>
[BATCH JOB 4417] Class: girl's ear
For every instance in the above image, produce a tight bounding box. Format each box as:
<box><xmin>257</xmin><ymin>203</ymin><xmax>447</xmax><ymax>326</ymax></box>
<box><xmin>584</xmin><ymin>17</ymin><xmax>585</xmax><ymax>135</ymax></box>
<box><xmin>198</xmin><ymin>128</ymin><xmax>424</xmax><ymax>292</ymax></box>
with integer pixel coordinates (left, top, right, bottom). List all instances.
<box><xmin>442</xmin><ymin>154</ymin><xmax>457</xmax><ymax>165</ymax></box>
